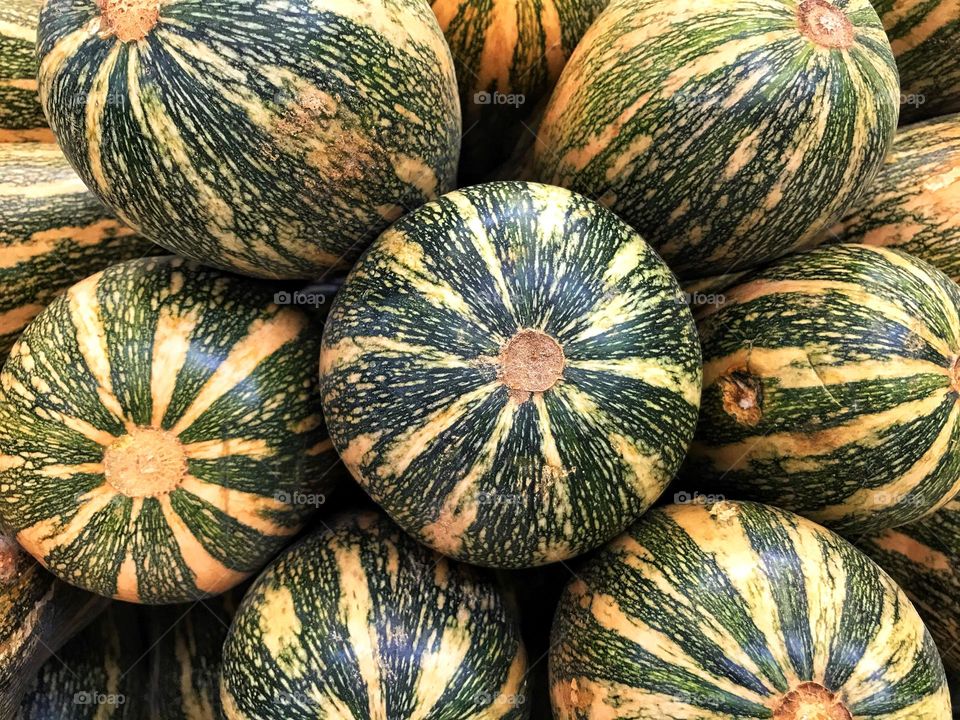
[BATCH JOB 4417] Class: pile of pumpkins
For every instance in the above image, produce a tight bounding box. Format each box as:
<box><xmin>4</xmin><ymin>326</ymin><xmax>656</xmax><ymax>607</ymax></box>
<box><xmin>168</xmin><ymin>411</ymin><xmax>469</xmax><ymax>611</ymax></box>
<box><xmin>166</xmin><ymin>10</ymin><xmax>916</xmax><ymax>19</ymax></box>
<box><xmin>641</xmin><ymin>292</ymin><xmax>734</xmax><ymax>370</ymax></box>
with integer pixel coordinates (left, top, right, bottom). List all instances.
<box><xmin>0</xmin><ymin>0</ymin><xmax>959</xmax><ymax>717</ymax></box>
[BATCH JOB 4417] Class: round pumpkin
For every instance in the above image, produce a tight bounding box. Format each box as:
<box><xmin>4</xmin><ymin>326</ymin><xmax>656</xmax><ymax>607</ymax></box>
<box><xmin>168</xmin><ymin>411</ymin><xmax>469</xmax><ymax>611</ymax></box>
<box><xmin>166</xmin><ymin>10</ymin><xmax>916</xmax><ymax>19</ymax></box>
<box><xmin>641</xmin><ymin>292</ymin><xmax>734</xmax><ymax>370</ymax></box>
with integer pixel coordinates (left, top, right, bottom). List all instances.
<box><xmin>533</xmin><ymin>0</ymin><xmax>900</xmax><ymax>281</ymax></box>
<box><xmin>36</xmin><ymin>0</ymin><xmax>461</xmax><ymax>279</ymax></box>
<box><xmin>688</xmin><ymin>243</ymin><xmax>960</xmax><ymax>535</ymax></box>
<box><xmin>551</xmin><ymin>501</ymin><xmax>951</xmax><ymax>718</ymax></box>
<box><xmin>432</xmin><ymin>0</ymin><xmax>608</xmax><ymax>182</ymax></box>
<box><xmin>0</xmin><ymin>257</ymin><xmax>339</xmax><ymax>603</ymax></box>
<box><xmin>0</xmin><ymin>0</ymin><xmax>52</xmax><ymax>142</ymax></box>
<box><xmin>320</xmin><ymin>181</ymin><xmax>702</xmax><ymax>568</ymax></box>
<box><xmin>219</xmin><ymin>511</ymin><xmax>529</xmax><ymax>720</ymax></box>
<box><xmin>822</xmin><ymin>113</ymin><xmax>960</xmax><ymax>282</ymax></box>
<box><xmin>860</xmin><ymin>498</ymin><xmax>960</xmax><ymax>681</ymax></box>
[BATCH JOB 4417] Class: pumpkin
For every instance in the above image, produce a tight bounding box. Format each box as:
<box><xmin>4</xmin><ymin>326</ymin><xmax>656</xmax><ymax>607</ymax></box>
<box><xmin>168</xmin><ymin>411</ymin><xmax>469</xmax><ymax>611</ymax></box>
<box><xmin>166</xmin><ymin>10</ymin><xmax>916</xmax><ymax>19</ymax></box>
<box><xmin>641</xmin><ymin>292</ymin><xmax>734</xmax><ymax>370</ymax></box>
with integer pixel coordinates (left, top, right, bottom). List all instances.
<box><xmin>533</xmin><ymin>0</ymin><xmax>900</xmax><ymax>281</ymax></box>
<box><xmin>551</xmin><ymin>501</ymin><xmax>951</xmax><ymax>718</ymax></box>
<box><xmin>687</xmin><ymin>243</ymin><xmax>960</xmax><ymax>535</ymax></box>
<box><xmin>0</xmin><ymin>256</ymin><xmax>340</xmax><ymax>603</ymax></box>
<box><xmin>219</xmin><ymin>511</ymin><xmax>529</xmax><ymax>719</ymax></box>
<box><xmin>0</xmin><ymin>0</ymin><xmax>52</xmax><ymax>142</ymax></box>
<box><xmin>36</xmin><ymin>0</ymin><xmax>461</xmax><ymax>279</ymax></box>
<box><xmin>320</xmin><ymin>181</ymin><xmax>701</xmax><ymax>568</ymax></box>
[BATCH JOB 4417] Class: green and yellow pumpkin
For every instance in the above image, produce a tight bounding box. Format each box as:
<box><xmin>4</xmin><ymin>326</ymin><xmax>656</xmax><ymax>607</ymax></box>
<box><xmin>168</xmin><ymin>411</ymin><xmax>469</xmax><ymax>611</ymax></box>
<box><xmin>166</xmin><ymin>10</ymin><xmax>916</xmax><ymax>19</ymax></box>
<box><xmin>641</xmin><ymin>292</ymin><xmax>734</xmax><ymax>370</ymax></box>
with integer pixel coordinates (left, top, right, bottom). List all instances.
<box><xmin>0</xmin><ymin>534</ymin><xmax>108</xmax><ymax>718</ymax></box>
<box><xmin>0</xmin><ymin>0</ymin><xmax>52</xmax><ymax>143</ymax></box>
<box><xmin>860</xmin><ymin>498</ymin><xmax>960</xmax><ymax>682</ymax></box>
<box><xmin>870</xmin><ymin>0</ymin><xmax>960</xmax><ymax>124</ymax></box>
<box><xmin>0</xmin><ymin>256</ymin><xmax>340</xmax><ymax>604</ymax></box>
<box><xmin>432</xmin><ymin>0</ymin><xmax>608</xmax><ymax>182</ymax></box>
<box><xmin>320</xmin><ymin>181</ymin><xmax>702</xmax><ymax>568</ymax></box>
<box><xmin>16</xmin><ymin>603</ymin><xmax>145</xmax><ymax>719</ymax></box>
<box><xmin>219</xmin><ymin>511</ymin><xmax>529</xmax><ymax>719</ymax></box>
<box><xmin>551</xmin><ymin>501</ymin><xmax>951</xmax><ymax>718</ymax></box>
<box><xmin>533</xmin><ymin>0</ymin><xmax>900</xmax><ymax>281</ymax></box>
<box><xmin>36</xmin><ymin>0</ymin><xmax>461</xmax><ymax>279</ymax></box>
<box><xmin>0</xmin><ymin>141</ymin><xmax>153</xmax><ymax>359</ymax></box>
<box><xmin>687</xmin><ymin>243</ymin><xmax>960</xmax><ymax>535</ymax></box>
<box><xmin>822</xmin><ymin>113</ymin><xmax>960</xmax><ymax>281</ymax></box>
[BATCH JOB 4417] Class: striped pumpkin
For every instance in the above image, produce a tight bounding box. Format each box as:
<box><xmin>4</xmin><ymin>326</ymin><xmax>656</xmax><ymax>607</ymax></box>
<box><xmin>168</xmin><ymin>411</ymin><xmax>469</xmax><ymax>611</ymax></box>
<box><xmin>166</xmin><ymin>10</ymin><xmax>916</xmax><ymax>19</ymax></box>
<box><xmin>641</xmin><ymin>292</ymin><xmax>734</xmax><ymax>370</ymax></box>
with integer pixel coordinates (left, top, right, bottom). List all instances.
<box><xmin>860</xmin><ymin>498</ymin><xmax>960</xmax><ymax>681</ymax></box>
<box><xmin>0</xmin><ymin>142</ymin><xmax>153</xmax><ymax>359</ymax></box>
<box><xmin>0</xmin><ymin>0</ymin><xmax>52</xmax><ymax>143</ymax></box>
<box><xmin>871</xmin><ymin>0</ymin><xmax>960</xmax><ymax>124</ymax></box>
<box><xmin>16</xmin><ymin>604</ymin><xmax>144</xmax><ymax>719</ymax></box>
<box><xmin>0</xmin><ymin>256</ymin><xmax>340</xmax><ymax>604</ymax></box>
<box><xmin>533</xmin><ymin>0</ymin><xmax>900</xmax><ymax>281</ymax></box>
<box><xmin>550</xmin><ymin>501</ymin><xmax>951</xmax><ymax>718</ymax></box>
<box><xmin>320</xmin><ymin>181</ymin><xmax>702</xmax><ymax>568</ymax></box>
<box><xmin>822</xmin><ymin>114</ymin><xmax>960</xmax><ymax>281</ymax></box>
<box><xmin>687</xmin><ymin>243</ymin><xmax>960</xmax><ymax>535</ymax></box>
<box><xmin>0</xmin><ymin>535</ymin><xmax>108</xmax><ymax>718</ymax></box>
<box><xmin>432</xmin><ymin>0</ymin><xmax>608</xmax><ymax>182</ymax></box>
<box><xmin>36</xmin><ymin>0</ymin><xmax>461</xmax><ymax>280</ymax></box>
<box><xmin>219</xmin><ymin>511</ymin><xmax>529</xmax><ymax>720</ymax></box>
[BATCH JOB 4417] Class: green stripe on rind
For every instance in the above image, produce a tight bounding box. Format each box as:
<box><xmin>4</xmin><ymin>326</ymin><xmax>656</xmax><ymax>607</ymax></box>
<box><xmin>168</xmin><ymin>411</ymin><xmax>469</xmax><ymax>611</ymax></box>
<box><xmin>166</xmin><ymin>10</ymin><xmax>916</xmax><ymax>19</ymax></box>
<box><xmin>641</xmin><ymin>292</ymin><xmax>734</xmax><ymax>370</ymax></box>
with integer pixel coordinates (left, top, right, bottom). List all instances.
<box><xmin>0</xmin><ymin>256</ymin><xmax>340</xmax><ymax>604</ymax></box>
<box><xmin>0</xmin><ymin>142</ymin><xmax>154</xmax><ymax>359</ymax></box>
<box><xmin>320</xmin><ymin>181</ymin><xmax>702</xmax><ymax>568</ymax></box>
<box><xmin>859</xmin><ymin>498</ymin><xmax>960</xmax><ymax>682</ymax></box>
<box><xmin>220</xmin><ymin>511</ymin><xmax>529</xmax><ymax>720</ymax></box>
<box><xmin>687</xmin><ymin>243</ymin><xmax>960</xmax><ymax>535</ymax></box>
<box><xmin>870</xmin><ymin>0</ymin><xmax>960</xmax><ymax>123</ymax></box>
<box><xmin>36</xmin><ymin>0</ymin><xmax>461</xmax><ymax>279</ymax></box>
<box><xmin>533</xmin><ymin>0</ymin><xmax>899</xmax><ymax>280</ymax></box>
<box><xmin>822</xmin><ymin>114</ymin><xmax>960</xmax><ymax>281</ymax></box>
<box><xmin>0</xmin><ymin>0</ymin><xmax>51</xmax><ymax>140</ymax></box>
<box><xmin>432</xmin><ymin>0</ymin><xmax>608</xmax><ymax>182</ymax></box>
<box><xmin>550</xmin><ymin>501</ymin><xmax>951</xmax><ymax>719</ymax></box>
<box><xmin>0</xmin><ymin>536</ymin><xmax>108</xmax><ymax>718</ymax></box>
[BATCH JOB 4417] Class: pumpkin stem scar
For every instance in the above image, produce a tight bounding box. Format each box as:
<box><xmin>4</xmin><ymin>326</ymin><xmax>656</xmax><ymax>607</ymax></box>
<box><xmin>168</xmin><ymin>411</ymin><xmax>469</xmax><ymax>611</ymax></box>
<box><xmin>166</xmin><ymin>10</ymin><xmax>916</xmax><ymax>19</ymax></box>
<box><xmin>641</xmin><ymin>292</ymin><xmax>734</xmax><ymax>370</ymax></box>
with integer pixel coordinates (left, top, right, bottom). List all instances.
<box><xmin>499</xmin><ymin>330</ymin><xmax>565</xmax><ymax>396</ymax></box>
<box><xmin>718</xmin><ymin>369</ymin><xmax>763</xmax><ymax>426</ymax></box>
<box><xmin>0</xmin><ymin>536</ymin><xmax>21</xmax><ymax>584</ymax></box>
<box><xmin>97</xmin><ymin>0</ymin><xmax>161</xmax><ymax>42</ymax></box>
<box><xmin>103</xmin><ymin>428</ymin><xmax>187</xmax><ymax>498</ymax></box>
<box><xmin>796</xmin><ymin>0</ymin><xmax>854</xmax><ymax>49</ymax></box>
<box><xmin>774</xmin><ymin>683</ymin><xmax>852</xmax><ymax>720</ymax></box>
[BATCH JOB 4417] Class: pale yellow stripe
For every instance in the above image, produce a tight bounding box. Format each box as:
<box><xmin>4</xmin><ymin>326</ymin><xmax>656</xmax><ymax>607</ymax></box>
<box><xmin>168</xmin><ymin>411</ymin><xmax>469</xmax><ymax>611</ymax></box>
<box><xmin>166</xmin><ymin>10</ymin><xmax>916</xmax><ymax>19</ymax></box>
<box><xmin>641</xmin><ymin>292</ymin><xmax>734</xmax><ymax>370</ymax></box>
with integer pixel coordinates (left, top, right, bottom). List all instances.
<box><xmin>475</xmin><ymin>649</ymin><xmax>527</xmax><ymax>720</ymax></box>
<box><xmin>171</xmin><ymin>309</ymin><xmax>306</xmax><ymax>435</ymax></box>
<box><xmin>84</xmin><ymin>43</ymin><xmax>123</xmax><ymax>202</ymax></box>
<box><xmin>150</xmin><ymin>304</ymin><xmax>200</xmax><ymax>427</ymax></box>
<box><xmin>184</xmin><ymin>438</ymin><xmax>274</xmax><ymax>461</ymax></box>
<box><xmin>408</xmin><ymin>618</ymin><xmax>476</xmax><ymax>719</ymax></box>
<box><xmin>0</xmin><ymin>19</ymin><xmax>36</xmax><ymax>42</ymax></box>
<box><xmin>18</xmin><ymin>483</ymin><xmax>115</xmax><ymax>558</ymax></box>
<box><xmin>114</xmin><ymin>496</ymin><xmax>143</xmax><ymax>603</ymax></box>
<box><xmin>568</xmin><ymin>357</ymin><xmax>701</xmax><ymax>408</ymax></box>
<box><xmin>178</xmin><ymin>475</ymin><xmax>297</xmax><ymax>537</ymax></box>
<box><xmin>320</xmin><ymin>335</ymin><xmax>475</xmax><ymax>377</ymax></box>
<box><xmin>36</xmin><ymin>462</ymin><xmax>104</xmax><ymax>478</ymax></box>
<box><xmin>0</xmin><ymin>175</ymin><xmax>86</xmax><ymax>198</ymax></box>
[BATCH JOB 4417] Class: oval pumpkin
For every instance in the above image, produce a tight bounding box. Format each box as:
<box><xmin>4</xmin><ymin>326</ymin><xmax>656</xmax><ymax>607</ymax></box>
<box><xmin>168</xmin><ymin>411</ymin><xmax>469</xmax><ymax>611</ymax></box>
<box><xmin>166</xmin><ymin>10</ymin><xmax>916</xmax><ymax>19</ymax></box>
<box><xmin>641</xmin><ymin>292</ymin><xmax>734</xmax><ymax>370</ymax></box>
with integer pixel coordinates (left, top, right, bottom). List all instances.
<box><xmin>551</xmin><ymin>501</ymin><xmax>951</xmax><ymax>718</ymax></box>
<box><xmin>0</xmin><ymin>142</ymin><xmax>153</xmax><ymax>359</ymax></box>
<box><xmin>432</xmin><ymin>0</ymin><xmax>608</xmax><ymax>182</ymax></box>
<box><xmin>822</xmin><ymin>113</ymin><xmax>960</xmax><ymax>281</ymax></box>
<box><xmin>0</xmin><ymin>256</ymin><xmax>340</xmax><ymax>603</ymax></box>
<box><xmin>860</xmin><ymin>498</ymin><xmax>960</xmax><ymax>681</ymax></box>
<box><xmin>320</xmin><ymin>181</ymin><xmax>702</xmax><ymax>568</ymax></box>
<box><xmin>36</xmin><ymin>0</ymin><xmax>461</xmax><ymax>279</ymax></box>
<box><xmin>219</xmin><ymin>511</ymin><xmax>529</xmax><ymax>720</ymax></box>
<box><xmin>687</xmin><ymin>243</ymin><xmax>960</xmax><ymax>535</ymax></box>
<box><xmin>534</xmin><ymin>0</ymin><xmax>900</xmax><ymax>280</ymax></box>
<box><xmin>0</xmin><ymin>0</ymin><xmax>52</xmax><ymax>143</ymax></box>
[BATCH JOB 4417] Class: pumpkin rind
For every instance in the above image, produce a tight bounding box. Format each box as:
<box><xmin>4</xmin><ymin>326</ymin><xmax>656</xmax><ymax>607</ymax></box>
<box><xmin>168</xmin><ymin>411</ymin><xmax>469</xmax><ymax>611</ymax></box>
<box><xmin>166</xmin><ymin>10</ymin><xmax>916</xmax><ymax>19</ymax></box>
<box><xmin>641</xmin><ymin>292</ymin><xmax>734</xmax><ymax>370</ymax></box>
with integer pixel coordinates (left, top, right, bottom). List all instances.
<box><xmin>0</xmin><ymin>0</ymin><xmax>52</xmax><ymax>143</ymax></box>
<box><xmin>550</xmin><ymin>501</ymin><xmax>951</xmax><ymax>718</ymax></box>
<box><xmin>687</xmin><ymin>243</ymin><xmax>960</xmax><ymax>535</ymax></box>
<box><xmin>533</xmin><ymin>0</ymin><xmax>900</xmax><ymax>280</ymax></box>
<box><xmin>859</xmin><ymin>498</ymin><xmax>960</xmax><ymax>682</ymax></box>
<box><xmin>36</xmin><ymin>0</ymin><xmax>461</xmax><ymax>279</ymax></box>
<box><xmin>0</xmin><ymin>256</ymin><xmax>340</xmax><ymax>603</ymax></box>
<box><xmin>320</xmin><ymin>181</ymin><xmax>702</xmax><ymax>568</ymax></box>
<box><xmin>870</xmin><ymin>0</ymin><xmax>960</xmax><ymax>124</ymax></box>
<box><xmin>432</xmin><ymin>0</ymin><xmax>608</xmax><ymax>182</ymax></box>
<box><xmin>0</xmin><ymin>142</ymin><xmax>153</xmax><ymax>359</ymax></box>
<box><xmin>0</xmin><ymin>535</ymin><xmax>108</xmax><ymax>718</ymax></box>
<box><xmin>822</xmin><ymin>114</ymin><xmax>960</xmax><ymax>281</ymax></box>
<box><xmin>219</xmin><ymin>511</ymin><xmax>529</xmax><ymax>720</ymax></box>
